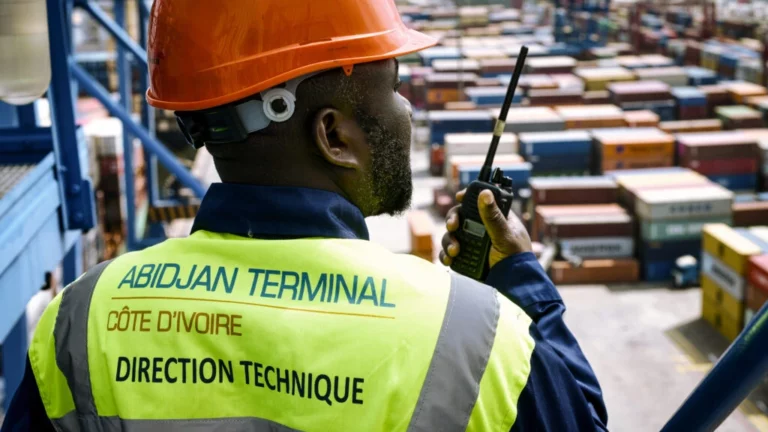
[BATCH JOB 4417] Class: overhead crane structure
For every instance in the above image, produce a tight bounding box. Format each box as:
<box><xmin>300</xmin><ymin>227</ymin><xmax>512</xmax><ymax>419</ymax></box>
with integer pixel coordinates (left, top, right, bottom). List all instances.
<box><xmin>629</xmin><ymin>0</ymin><xmax>715</xmax><ymax>53</ymax></box>
<box><xmin>0</xmin><ymin>1</ymin><xmax>766</xmax><ymax>430</ymax></box>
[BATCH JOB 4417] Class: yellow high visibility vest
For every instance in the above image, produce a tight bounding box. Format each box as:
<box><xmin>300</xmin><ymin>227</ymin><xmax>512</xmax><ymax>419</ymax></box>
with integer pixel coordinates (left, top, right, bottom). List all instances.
<box><xmin>29</xmin><ymin>231</ymin><xmax>535</xmax><ymax>431</ymax></box>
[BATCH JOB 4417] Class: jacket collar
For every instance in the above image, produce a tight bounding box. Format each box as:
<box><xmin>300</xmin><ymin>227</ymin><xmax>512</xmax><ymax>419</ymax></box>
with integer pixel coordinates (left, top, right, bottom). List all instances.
<box><xmin>191</xmin><ymin>183</ymin><xmax>370</xmax><ymax>240</ymax></box>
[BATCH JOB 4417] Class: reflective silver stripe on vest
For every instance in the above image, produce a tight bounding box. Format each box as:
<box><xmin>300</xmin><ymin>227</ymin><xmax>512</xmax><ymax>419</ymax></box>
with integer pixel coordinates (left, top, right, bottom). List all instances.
<box><xmin>55</xmin><ymin>259</ymin><xmax>112</xmax><ymax>431</ymax></box>
<box><xmin>407</xmin><ymin>273</ymin><xmax>501</xmax><ymax>432</ymax></box>
<box><xmin>53</xmin><ymin>413</ymin><xmax>301</xmax><ymax>432</ymax></box>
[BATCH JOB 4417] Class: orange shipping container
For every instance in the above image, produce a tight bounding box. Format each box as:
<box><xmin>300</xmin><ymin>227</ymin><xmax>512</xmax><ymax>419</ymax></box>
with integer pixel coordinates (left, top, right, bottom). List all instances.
<box><xmin>596</xmin><ymin>132</ymin><xmax>676</xmax><ymax>159</ymax></box>
<box><xmin>550</xmin><ymin>259</ymin><xmax>640</xmax><ymax>284</ymax></box>
<box><xmin>407</xmin><ymin>210</ymin><xmax>434</xmax><ymax>257</ymax></box>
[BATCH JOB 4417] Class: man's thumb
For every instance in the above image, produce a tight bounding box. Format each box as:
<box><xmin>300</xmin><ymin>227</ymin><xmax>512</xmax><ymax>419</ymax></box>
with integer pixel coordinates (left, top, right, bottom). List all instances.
<box><xmin>477</xmin><ymin>190</ymin><xmax>509</xmax><ymax>247</ymax></box>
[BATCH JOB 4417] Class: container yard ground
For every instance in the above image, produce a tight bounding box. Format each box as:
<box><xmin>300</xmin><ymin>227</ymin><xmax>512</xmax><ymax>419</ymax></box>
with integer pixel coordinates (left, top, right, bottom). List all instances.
<box><xmin>366</xmin><ymin>144</ymin><xmax>768</xmax><ymax>432</ymax></box>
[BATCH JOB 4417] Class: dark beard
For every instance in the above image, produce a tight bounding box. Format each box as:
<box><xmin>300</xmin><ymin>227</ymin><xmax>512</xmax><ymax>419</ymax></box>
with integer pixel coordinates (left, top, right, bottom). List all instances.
<box><xmin>356</xmin><ymin>110</ymin><xmax>413</xmax><ymax>216</ymax></box>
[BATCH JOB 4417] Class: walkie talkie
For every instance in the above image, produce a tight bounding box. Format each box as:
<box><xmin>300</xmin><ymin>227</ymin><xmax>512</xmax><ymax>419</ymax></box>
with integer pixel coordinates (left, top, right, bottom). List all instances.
<box><xmin>450</xmin><ymin>45</ymin><xmax>528</xmax><ymax>280</ymax></box>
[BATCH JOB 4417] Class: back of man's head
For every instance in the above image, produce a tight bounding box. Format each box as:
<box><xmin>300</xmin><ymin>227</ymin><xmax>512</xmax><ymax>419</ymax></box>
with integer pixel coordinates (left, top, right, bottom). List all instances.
<box><xmin>145</xmin><ymin>0</ymin><xmax>436</xmax><ymax>217</ymax></box>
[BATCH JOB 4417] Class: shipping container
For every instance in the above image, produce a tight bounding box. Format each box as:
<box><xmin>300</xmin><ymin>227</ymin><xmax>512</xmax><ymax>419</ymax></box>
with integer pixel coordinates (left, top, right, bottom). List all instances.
<box><xmin>624</xmin><ymin>110</ymin><xmax>660</xmax><ymax>127</ymax></box>
<box><xmin>676</xmin><ymin>131</ymin><xmax>759</xmax><ymax>163</ymax></box>
<box><xmin>533</xmin><ymin>203</ymin><xmax>627</xmax><ymax>242</ymax></box>
<box><xmin>543</xmin><ymin>212</ymin><xmax>633</xmax><ymax>239</ymax></box>
<box><xmin>635</xmin><ymin>186</ymin><xmax>733</xmax><ymax>220</ymax></box>
<box><xmin>608</xmin><ymin>80</ymin><xmax>672</xmax><ymax>104</ymax></box>
<box><xmin>638</xmin><ymin>239</ymin><xmax>702</xmax><ymax>262</ymax></box>
<box><xmin>733</xmin><ymin>201</ymin><xmax>768</xmax><ymax>227</ymax></box>
<box><xmin>707</xmin><ymin>173</ymin><xmax>758</xmax><ymax>191</ymax></box>
<box><xmin>428</xmin><ymin>110</ymin><xmax>494</xmax><ymax>145</ymax></box>
<box><xmin>702</xmin><ymin>274</ymin><xmax>745</xmax><ymax>324</ymax></box>
<box><xmin>634</xmin><ymin>67</ymin><xmax>689</xmax><ymax>88</ymax></box>
<box><xmin>702</xmin><ymin>251</ymin><xmax>746</xmax><ymax>301</ymax></box>
<box><xmin>641</xmin><ymin>216</ymin><xmax>733</xmax><ymax>241</ymax></box>
<box><xmin>716</xmin><ymin>105</ymin><xmax>764</xmax><ymax>129</ymax></box>
<box><xmin>574</xmin><ymin>66</ymin><xmax>636</xmax><ymax>91</ymax></box>
<box><xmin>559</xmin><ymin>237</ymin><xmax>635</xmax><ymax>259</ymax></box>
<box><xmin>518</xmin><ymin>130</ymin><xmax>592</xmax><ymax>157</ymax></box>
<box><xmin>702</xmin><ymin>223</ymin><xmax>763</xmax><ymax>275</ymax></box>
<box><xmin>702</xmin><ymin>287</ymin><xmax>744</xmax><ymax>341</ymax></box>
<box><xmin>529</xmin><ymin>176</ymin><xmax>618</xmax><ymax>206</ymax></box>
<box><xmin>550</xmin><ymin>259</ymin><xmax>640</xmax><ymax>284</ymax></box>
<box><xmin>495</xmin><ymin>106</ymin><xmax>566</xmax><ymax>133</ymax></box>
<box><xmin>555</xmin><ymin>104</ymin><xmax>626</xmax><ymax>129</ymax></box>
<box><xmin>659</xmin><ymin>119</ymin><xmax>723</xmax><ymax>133</ymax></box>
<box><xmin>525</xmin><ymin>56</ymin><xmax>577</xmax><ymax>74</ymax></box>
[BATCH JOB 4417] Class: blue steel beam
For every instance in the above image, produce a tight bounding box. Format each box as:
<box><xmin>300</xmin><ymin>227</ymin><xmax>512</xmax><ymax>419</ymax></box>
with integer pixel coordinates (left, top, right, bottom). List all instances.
<box><xmin>70</xmin><ymin>62</ymin><xmax>206</xmax><ymax>198</ymax></box>
<box><xmin>0</xmin><ymin>129</ymin><xmax>52</xmax><ymax>148</ymax></box>
<box><xmin>2</xmin><ymin>314</ymin><xmax>27</xmax><ymax>413</ymax></box>
<box><xmin>139</xmin><ymin>0</ymin><xmax>151</xmax><ymax>19</ymax></box>
<box><xmin>662</xmin><ymin>302</ymin><xmax>768</xmax><ymax>432</ymax></box>
<box><xmin>113</xmin><ymin>0</ymin><xmax>137</xmax><ymax>250</ymax></box>
<box><xmin>75</xmin><ymin>0</ymin><xmax>148</xmax><ymax>69</ymax></box>
<box><xmin>138</xmin><ymin>0</ymin><xmax>159</xmax><ymax>207</ymax></box>
<box><xmin>16</xmin><ymin>104</ymin><xmax>38</xmax><ymax>129</ymax></box>
<box><xmin>46</xmin><ymin>0</ymin><xmax>96</xmax><ymax>231</ymax></box>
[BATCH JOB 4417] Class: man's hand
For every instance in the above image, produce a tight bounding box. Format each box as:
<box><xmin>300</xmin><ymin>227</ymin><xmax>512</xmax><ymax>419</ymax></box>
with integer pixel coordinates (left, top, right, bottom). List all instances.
<box><xmin>440</xmin><ymin>189</ymin><xmax>532</xmax><ymax>269</ymax></box>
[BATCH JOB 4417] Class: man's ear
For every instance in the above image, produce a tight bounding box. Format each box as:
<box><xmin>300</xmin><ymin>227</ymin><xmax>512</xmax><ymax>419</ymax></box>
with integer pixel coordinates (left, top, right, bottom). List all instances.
<box><xmin>313</xmin><ymin>108</ymin><xmax>367</xmax><ymax>169</ymax></box>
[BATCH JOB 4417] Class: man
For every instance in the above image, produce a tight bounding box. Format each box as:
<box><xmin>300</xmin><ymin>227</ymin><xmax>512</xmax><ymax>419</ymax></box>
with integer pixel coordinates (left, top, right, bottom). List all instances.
<box><xmin>2</xmin><ymin>1</ymin><xmax>607</xmax><ymax>430</ymax></box>
<box><xmin>25</xmin><ymin>272</ymin><xmax>57</xmax><ymax>345</ymax></box>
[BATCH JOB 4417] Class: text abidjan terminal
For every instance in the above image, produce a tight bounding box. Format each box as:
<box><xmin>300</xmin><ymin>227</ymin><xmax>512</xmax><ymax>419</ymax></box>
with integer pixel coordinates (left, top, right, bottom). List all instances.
<box><xmin>117</xmin><ymin>264</ymin><xmax>396</xmax><ymax>308</ymax></box>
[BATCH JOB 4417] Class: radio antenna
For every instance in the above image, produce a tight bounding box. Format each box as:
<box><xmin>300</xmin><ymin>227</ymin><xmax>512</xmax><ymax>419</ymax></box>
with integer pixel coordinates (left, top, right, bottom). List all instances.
<box><xmin>479</xmin><ymin>45</ymin><xmax>528</xmax><ymax>182</ymax></box>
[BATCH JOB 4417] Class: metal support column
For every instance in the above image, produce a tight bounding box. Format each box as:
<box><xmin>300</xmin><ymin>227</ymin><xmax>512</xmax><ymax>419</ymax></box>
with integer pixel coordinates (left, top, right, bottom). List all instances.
<box><xmin>45</xmin><ymin>0</ymin><xmax>96</xmax><ymax>231</ymax></box>
<box><xmin>62</xmin><ymin>236</ymin><xmax>83</xmax><ymax>284</ymax></box>
<box><xmin>113</xmin><ymin>0</ymin><xmax>137</xmax><ymax>251</ymax></box>
<box><xmin>2</xmin><ymin>313</ymin><xmax>28</xmax><ymax>412</ymax></box>
<box><xmin>138</xmin><ymin>0</ymin><xmax>158</xmax><ymax>207</ymax></box>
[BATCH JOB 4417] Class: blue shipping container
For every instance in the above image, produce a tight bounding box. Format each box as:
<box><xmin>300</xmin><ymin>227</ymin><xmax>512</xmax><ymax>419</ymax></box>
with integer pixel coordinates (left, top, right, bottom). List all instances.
<box><xmin>685</xmin><ymin>67</ymin><xmax>718</xmax><ymax>86</ymax></box>
<box><xmin>638</xmin><ymin>239</ymin><xmax>702</xmax><ymax>262</ymax></box>
<box><xmin>419</xmin><ymin>47</ymin><xmax>461</xmax><ymax>66</ymax></box>
<box><xmin>643</xmin><ymin>259</ymin><xmax>676</xmax><ymax>282</ymax></box>
<box><xmin>671</xmin><ymin>87</ymin><xmax>707</xmax><ymax>107</ymax></box>
<box><xmin>518</xmin><ymin>130</ymin><xmax>593</xmax><ymax>158</ymax></box>
<box><xmin>621</xmin><ymin>100</ymin><xmax>676</xmax><ymax>121</ymax></box>
<box><xmin>459</xmin><ymin>162</ymin><xmax>532</xmax><ymax>190</ymax></box>
<box><xmin>428</xmin><ymin>111</ymin><xmax>494</xmax><ymax>145</ymax></box>
<box><xmin>528</xmin><ymin>155</ymin><xmax>591</xmax><ymax>173</ymax></box>
<box><xmin>708</xmin><ymin>173</ymin><xmax>758</xmax><ymax>191</ymax></box>
<box><xmin>465</xmin><ymin>87</ymin><xmax>523</xmax><ymax>106</ymax></box>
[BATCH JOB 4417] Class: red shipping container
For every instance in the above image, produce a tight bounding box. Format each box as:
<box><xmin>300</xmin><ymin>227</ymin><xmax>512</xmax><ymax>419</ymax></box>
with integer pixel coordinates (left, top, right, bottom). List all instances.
<box><xmin>684</xmin><ymin>157</ymin><xmax>758</xmax><ymax>175</ymax></box>
<box><xmin>430</xmin><ymin>145</ymin><xmax>445</xmax><ymax>176</ymax></box>
<box><xmin>747</xmin><ymin>255</ymin><xmax>768</xmax><ymax>311</ymax></box>
<box><xmin>678</xmin><ymin>106</ymin><xmax>708</xmax><ymax>121</ymax></box>
<box><xmin>733</xmin><ymin>201</ymin><xmax>768</xmax><ymax>226</ymax></box>
<box><xmin>433</xmin><ymin>187</ymin><xmax>454</xmax><ymax>217</ymax></box>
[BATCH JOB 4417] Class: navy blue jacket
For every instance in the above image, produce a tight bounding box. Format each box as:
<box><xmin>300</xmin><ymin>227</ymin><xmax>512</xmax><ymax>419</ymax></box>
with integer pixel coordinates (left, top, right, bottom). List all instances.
<box><xmin>2</xmin><ymin>184</ymin><xmax>608</xmax><ymax>431</ymax></box>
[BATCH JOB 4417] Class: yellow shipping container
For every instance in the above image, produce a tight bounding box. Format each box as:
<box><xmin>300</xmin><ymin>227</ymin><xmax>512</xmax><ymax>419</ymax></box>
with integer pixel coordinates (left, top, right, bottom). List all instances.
<box><xmin>702</xmin><ymin>224</ymin><xmax>763</xmax><ymax>274</ymax></box>
<box><xmin>701</xmin><ymin>274</ymin><xmax>744</xmax><ymax>321</ymax></box>
<box><xmin>702</xmin><ymin>295</ymin><xmax>743</xmax><ymax>341</ymax></box>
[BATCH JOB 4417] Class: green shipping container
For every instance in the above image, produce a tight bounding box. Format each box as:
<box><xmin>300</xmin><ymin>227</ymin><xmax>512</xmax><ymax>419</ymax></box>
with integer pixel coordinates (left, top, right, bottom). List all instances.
<box><xmin>641</xmin><ymin>216</ymin><xmax>733</xmax><ymax>241</ymax></box>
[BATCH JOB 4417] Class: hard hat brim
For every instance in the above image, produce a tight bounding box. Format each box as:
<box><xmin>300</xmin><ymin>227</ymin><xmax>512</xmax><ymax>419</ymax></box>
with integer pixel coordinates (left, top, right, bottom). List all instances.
<box><xmin>147</xmin><ymin>29</ymin><xmax>437</xmax><ymax>112</ymax></box>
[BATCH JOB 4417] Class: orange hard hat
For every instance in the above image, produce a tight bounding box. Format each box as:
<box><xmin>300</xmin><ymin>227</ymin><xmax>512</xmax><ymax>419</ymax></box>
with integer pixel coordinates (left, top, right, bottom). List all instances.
<box><xmin>146</xmin><ymin>0</ymin><xmax>437</xmax><ymax>112</ymax></box>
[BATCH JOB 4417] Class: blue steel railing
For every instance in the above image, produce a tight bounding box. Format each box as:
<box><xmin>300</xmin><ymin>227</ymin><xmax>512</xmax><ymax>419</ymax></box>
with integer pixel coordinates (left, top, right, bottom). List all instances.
<box><xmin>47</xmin><ymin>0</ymin><xmax>205</xmax><ymax>250</ymax></box>
<box><xmin>662</xmin><ymin>301</ymin><xmax>768</xmax><ymax>431</ymax></box>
